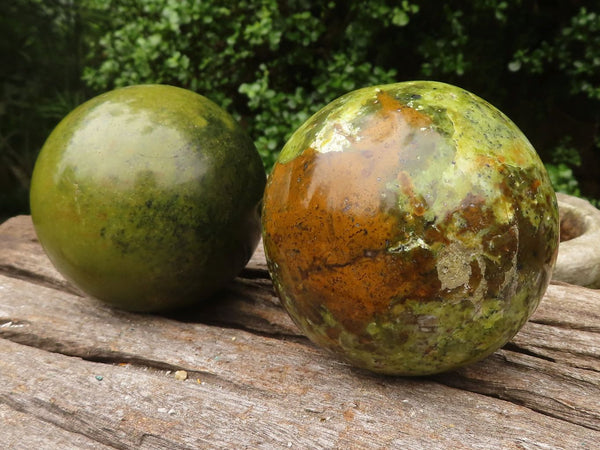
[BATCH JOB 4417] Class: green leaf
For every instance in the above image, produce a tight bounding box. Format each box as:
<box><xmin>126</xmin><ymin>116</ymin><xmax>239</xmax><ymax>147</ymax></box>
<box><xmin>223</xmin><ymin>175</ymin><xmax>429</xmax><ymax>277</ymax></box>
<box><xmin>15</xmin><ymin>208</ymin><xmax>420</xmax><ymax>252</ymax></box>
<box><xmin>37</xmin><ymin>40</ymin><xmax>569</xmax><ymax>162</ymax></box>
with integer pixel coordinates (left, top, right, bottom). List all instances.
<box><xmin>392</xmin><ymin>9</ymin><xmax>410</xmax><ymax>27</ymax></box>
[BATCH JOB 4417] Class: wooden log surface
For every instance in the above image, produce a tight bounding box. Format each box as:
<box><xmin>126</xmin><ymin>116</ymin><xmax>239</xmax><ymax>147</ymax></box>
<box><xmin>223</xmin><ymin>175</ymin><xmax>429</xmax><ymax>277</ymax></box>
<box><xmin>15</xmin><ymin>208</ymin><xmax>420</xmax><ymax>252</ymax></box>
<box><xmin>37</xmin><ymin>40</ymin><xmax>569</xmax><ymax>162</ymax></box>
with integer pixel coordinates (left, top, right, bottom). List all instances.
<box><xmin>0</xmin><ymin>215</ymin><xmax>599</xmax><ymax>449</ymax></box>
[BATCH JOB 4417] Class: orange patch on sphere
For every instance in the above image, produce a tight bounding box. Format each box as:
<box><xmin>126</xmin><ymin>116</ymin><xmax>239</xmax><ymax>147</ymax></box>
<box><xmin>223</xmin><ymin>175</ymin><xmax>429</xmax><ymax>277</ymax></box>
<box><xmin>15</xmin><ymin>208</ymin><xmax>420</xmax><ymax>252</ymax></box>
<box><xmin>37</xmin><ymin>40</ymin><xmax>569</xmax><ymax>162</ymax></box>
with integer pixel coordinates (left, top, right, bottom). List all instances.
<box><xmin>263</xmin><ymin>104</ymin><xmax>442</xmax><ymax>334</ymax></box>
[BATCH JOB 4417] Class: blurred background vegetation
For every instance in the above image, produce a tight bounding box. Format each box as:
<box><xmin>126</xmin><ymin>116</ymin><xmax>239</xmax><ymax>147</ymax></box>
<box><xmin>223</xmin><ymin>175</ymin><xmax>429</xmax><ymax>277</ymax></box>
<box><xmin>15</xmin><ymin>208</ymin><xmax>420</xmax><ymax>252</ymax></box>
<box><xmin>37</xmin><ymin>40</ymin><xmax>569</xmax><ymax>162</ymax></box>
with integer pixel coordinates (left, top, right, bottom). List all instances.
<box><xmin>2</xmin><ymin>0</ymin><xmax>599</xmax><ymax>221</ymax></box>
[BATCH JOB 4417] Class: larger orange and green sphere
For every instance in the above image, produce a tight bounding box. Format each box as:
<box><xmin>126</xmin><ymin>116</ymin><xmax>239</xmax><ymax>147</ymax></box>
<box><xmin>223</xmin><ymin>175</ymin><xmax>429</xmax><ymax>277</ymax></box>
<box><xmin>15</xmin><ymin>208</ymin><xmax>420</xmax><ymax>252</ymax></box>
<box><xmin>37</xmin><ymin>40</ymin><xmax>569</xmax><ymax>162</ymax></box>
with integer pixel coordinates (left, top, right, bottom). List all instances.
<box><xmin>262</xmin><ymin>81</ymin><xmax>559</xmax><ymax>375</ymax></box>
<box><xmin>30</xmin><ymin>84</ymin><xmax>265</xmax><ymax>312</ymax></box>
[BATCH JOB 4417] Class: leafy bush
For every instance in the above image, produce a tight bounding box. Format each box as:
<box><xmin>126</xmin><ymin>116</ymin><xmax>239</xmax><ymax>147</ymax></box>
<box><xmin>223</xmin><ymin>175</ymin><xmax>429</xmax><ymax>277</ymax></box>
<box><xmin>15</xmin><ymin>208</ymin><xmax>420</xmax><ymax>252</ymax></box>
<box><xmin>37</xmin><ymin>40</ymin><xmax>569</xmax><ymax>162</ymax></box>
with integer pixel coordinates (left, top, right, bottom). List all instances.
<box><xmin>510</xmin><ymin>7</ymin><xmax>600</xmax><ymax>101</ymax></box>
<box><xmin>2</xmin><ymin>0</ymin><xmax>599</xmax><ymax>218</ymax></box>
<box><xmin>82</xmin><ymin>1</ymin><xmax>599</xmax><ymax>191</ymax></box>
<box><xmin>0</xmin><ymin>0</ymin><xmax>96</xmax><ymax>219</ymax></box>
<box><xmin>82</xmin><ymin>0</ymin><xmax>409</xmax><ymax>169</ymax></box>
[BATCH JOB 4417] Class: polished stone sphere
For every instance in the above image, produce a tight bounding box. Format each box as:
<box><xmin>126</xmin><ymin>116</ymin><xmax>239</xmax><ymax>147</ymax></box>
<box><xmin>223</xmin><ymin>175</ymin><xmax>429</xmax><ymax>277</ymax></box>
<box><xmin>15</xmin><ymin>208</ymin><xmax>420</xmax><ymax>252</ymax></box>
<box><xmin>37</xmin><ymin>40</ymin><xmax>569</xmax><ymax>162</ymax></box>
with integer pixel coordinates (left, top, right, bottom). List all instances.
<box><xmin>262</xmin><ymin>81</ymin><xmax>559</xmax><ymax>375</ymax></box>
<box><xmin>30</xmin><ymin>84</ymin><xmax>265</xmax><ymax>312</ymax></box>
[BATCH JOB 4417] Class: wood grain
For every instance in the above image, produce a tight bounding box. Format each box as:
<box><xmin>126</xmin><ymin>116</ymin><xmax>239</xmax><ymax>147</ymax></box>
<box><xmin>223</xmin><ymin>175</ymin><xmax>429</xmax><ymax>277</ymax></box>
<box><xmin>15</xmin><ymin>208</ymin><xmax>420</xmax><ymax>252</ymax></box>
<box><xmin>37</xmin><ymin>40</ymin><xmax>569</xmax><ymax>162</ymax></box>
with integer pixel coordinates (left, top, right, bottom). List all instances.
<box><xmin>1</xmin><ymin>215</ymin><xmax>599</xmax><ymax>449</ymax></box>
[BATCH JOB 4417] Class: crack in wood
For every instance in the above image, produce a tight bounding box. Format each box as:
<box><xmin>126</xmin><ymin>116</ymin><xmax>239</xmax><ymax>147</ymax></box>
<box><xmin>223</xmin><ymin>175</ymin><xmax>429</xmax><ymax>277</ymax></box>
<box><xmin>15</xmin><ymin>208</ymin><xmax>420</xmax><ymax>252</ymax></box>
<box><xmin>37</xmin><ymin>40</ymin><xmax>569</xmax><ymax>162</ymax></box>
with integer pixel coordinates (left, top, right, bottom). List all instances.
<box><xmin>238</xmin><ymin>267</ymin><xmax>270</xmax><ymax>279</ymax></box>
<box><xmin>0</xmin><ymin>318</ymin><xmax>31</xmax><ymax>328</ymax></box>
<box><xmin>138</xmin><ymin>432</ymin><xmax>193</xmax><ymax>450</ymax></box>
<box><xmin>0</xmin><ymin>394</ymin><xmax>126</xmax><ymax>450</ymax></box>
<box><xmin>529</xmin><ymin>317</ymin><xmax>600</xmax><ymax>333</ymax></box>
<box><xmin>0</xmin><ymin>332</ymin><xmax>275</xmax><ymax>405</ymax></box>
<box><xmin>0</xmin><ymin>264</ymin><xmax>82</xmax><ymax>297</ymax></box>
<box><xmin>502</xmin><ymin>342</ymin><xmax>557</xmax><ymax>363</ymax></box>
<box><xmin>195</xmin><ymin>317</ymin><xmax>309</xmax><ymax>344</ymax></box>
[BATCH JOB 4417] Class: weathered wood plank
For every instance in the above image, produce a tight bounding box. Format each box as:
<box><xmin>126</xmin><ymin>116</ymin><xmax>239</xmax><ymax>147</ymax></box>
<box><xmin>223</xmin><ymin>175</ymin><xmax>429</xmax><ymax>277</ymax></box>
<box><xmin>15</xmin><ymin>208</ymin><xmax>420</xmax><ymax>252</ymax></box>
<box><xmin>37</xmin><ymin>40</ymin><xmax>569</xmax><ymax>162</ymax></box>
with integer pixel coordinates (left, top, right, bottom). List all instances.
<box><xmin>3</xmin><ymin>215</ymin><xmax>600</xmax><ymax>345</ymax></box>
<box><xmin>512</xmin><ymin>320</ymin><xmax>600</xmax><ymax>372</ymax></box>
<box><xmin>0</xmin><ymin>403</ymin><xmax>114</xmax><ymax>450</ymax></box>
<box><xmin>0</xmin><ymin>215</ymin><xmax>300</xmax><ymax>339</ymax></box>
<box><xmin>438</xmin><ymin>349</ymin><xmax>600</xmax><ymax>431</ymax></box>
<box><xmin>2</xmin><ymin>215</ymin><xmax>599</xmax><ymax>371</ymax></box>
<box><xmin>1</xmin><ymin>273</ymin><xmax>599</xmax><ymax>445</ymax></box>
<box><xmin>0</xmin><ymin>215</ymin><xmax>81</xmax><ymax>295</ymax></box>
<box><xmin>169</xmin><ymin>276</ymin><xmax>301</xmax><ymax>337</ymax></box>
<box><xmin>1</xmin><ymin>317</ymin><xmax>598</xmax><ymax>449</ymax></box>
<box><xmin>2</xmin><ymin>214</ymin><xmax>600</xmax><ymax>448</ymax></box>
<box><xmin>531</xmin><ymin>281</ymin><xmax>600</xmax><ymax>333</ymax></box>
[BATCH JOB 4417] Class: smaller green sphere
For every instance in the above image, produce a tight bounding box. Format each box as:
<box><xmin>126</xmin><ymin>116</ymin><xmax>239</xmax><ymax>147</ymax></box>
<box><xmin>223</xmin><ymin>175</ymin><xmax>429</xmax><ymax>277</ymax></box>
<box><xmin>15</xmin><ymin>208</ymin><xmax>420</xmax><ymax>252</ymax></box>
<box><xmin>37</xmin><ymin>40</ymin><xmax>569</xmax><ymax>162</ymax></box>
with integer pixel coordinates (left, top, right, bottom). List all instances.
<box><xmin>30</xmin><ymin>84</ymin><xmax>265</xmax><ymax>312</ymax></box>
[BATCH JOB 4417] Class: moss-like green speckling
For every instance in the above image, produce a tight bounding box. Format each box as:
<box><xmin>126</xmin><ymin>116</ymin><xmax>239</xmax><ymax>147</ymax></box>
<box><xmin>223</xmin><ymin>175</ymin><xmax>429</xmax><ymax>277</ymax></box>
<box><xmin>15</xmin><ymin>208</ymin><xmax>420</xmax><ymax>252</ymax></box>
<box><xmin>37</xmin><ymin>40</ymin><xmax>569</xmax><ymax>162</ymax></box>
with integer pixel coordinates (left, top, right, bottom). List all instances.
<box><xmin>263</xmin><ymin>80</ymin><xmax>559</xmax><ymax>375</ymax></box>
<box><xmin>31</xmin><ymin>85</ymin><xmax>265</xmax><ymax>312</ymax></box>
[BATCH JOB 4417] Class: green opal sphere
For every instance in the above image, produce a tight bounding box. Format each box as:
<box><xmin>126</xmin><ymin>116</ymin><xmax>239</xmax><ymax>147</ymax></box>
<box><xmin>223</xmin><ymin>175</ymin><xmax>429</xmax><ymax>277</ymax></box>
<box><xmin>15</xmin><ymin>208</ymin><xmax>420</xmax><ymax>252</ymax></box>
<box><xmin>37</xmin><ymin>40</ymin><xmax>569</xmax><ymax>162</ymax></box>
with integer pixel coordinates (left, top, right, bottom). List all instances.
<box><xmin>30</xmin><ymin>84</ymin><xmax>265</xmax><ymax>312</ymax></box>
<box><xmin>262</xmin><ymin>81</ymin><xmax>559</xmax><ymax>375</ymax></box>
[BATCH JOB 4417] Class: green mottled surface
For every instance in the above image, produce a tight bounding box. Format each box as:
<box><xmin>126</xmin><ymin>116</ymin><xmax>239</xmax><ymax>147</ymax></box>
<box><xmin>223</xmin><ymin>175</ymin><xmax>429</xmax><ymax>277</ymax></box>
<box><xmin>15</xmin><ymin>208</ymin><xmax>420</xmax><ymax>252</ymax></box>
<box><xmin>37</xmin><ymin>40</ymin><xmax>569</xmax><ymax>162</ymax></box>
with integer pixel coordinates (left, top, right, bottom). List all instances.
<box><xmin>262</xmin><ymin>81</ymin><xmax>559</xmax><ymax>375</ymax></box>
<box><xmin>30</xmin><ymin>84</ymin><xmax>265</xmax><ymax>312</ymax></box>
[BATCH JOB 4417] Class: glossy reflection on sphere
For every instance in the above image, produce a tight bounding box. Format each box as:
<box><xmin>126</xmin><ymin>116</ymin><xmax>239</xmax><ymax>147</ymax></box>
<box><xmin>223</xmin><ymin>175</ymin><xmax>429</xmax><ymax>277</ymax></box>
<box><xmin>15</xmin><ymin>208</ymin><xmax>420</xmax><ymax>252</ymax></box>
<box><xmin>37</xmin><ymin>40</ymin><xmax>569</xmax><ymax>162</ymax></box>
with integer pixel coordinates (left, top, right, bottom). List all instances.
<box><xmin>262</xmin><ymin>81</ymin><xmax>559</xmax><ymax>375</ymax></box>
<box><xmin>30</xmin><ymin>84</ymin><xmax>265</xmax><ymax>312</ymax></box>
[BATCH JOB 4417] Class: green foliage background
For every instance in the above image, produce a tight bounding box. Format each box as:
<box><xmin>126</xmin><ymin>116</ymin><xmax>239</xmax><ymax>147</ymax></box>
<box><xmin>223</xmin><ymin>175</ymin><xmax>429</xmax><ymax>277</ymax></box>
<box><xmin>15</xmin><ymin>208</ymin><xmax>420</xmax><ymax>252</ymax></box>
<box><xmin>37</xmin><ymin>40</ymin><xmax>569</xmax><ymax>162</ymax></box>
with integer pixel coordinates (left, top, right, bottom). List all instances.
<box><xmin>2</xmin><ymin>0</ymin><xmax>600</xmax><ymax>219</ymax></box>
